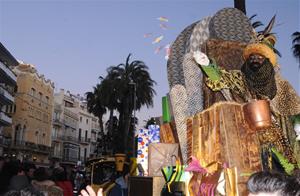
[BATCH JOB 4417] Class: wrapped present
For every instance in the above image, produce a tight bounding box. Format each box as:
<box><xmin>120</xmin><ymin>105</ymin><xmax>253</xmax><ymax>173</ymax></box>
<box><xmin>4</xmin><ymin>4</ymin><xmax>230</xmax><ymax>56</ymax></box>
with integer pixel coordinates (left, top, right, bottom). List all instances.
<box><xmin>162</xmin><ymin>96</ymin><xmax>172</xmax><ymax>123</ymax></box>
<box><xmin>137</xmin><ymin>125</ymin><xmax>160</xmax><ymax>176</ymax></box>
<box><xmin>192</xmin><ymin>101</ymin><xmax>261</xmax><ymax>195</ymax></box>
<box><xmin>148</xmin><ymin>143</ymin><xmax>179</xmax><ymax>176</ymax></box>
<box><xmin>160</xmin><ymin>123</ymin><xmax>176</xmax><ymax>143</ymax></box>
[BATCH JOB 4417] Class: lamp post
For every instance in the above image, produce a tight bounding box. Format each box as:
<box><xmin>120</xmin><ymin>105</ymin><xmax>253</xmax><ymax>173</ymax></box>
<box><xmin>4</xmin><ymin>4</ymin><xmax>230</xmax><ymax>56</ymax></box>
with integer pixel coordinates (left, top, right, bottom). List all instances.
<box><xmin>129</xmin><ymin>80</ymin><xmax>136</xmax><ymax>157</ymax></box>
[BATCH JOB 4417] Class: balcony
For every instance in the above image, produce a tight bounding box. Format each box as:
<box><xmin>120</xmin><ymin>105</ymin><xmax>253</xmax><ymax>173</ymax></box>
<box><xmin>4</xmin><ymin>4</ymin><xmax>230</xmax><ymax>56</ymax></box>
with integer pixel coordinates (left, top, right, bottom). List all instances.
<box><xmin>50</xmin><ymin>149</ymin><xmax>62</xmax><ymax>159</ymax></box>
<box><xmin>0</xmin><ymin>112</ymin><xmax>12</xmax><ymax>126</ymax></box>
<box><xmin>79</xmin><ymin>137</ymin><xmax>90</xmax><ymax>145</ymax></box>
<box><xmin>36</xmin><ymin>144</ymin><xmax>51</xmax><ymax>153</ymax></box>
<box><xmin>0</xmin><ymin>136</ymin><xmax>11</xmax><ymax>147</ymax></box>
<box><xmin>52</xmin><ymin>118</ymin><xmax>63</xmax><ymax>127</ymax></box>
<box><xmin>51</xmin><ymin>134</ymin><xmax>61</xmax><ymax>142</ymax></box>
<box><xmin>91</xmin><ymin>137</ymin><xmax>97</xmax><ymax>144</ymax></box>
<box><xmin>59</xmin><ymin>135</ymin><xmax>78</xmax><ymax>143</ymax></box>
<box><xmin>62</xmin><ymin>155</ymin><xmax>78</xmax><ymax>164</ymax></box>
<box><xmin>0</xmin><ymin>61</ymin><xmax>17</xmax><ymax>86</ymax></box>
<box><xmin>11</xmin><ymin>140</ymin><xmax>50</xmax><ymax>154</ymax></box>
<box><xmin>0</xmin><ymin>86</ymin><xmax>14</xmax><ymax>105</ymax></box>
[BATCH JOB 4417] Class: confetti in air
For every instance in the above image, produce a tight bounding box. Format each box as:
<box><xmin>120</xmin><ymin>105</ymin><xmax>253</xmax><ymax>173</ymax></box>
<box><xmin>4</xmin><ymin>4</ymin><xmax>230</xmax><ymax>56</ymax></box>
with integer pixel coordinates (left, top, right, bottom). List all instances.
<box><xmin>144</xmin><ymin>16</ymin><xmax>171</xmax><ymax>60</ymax></box>
<box><xmin>157</xmin><ymin>16</ymin><xmax>169</xmax><ymax>22</ymax></box>
<box><xmin>143</xmin><ymin>33</ymin><xmax>153</xmax><ymax>38</ymax></box>
<box><xmin>159</xmin><ymin>23</ymin><xmax>168</xmax><ymax>30</ymax></box>
<box><xmin>152</xmin><ymin>35</ymin><xmax>164</xmax><ymax>44</ymax></box>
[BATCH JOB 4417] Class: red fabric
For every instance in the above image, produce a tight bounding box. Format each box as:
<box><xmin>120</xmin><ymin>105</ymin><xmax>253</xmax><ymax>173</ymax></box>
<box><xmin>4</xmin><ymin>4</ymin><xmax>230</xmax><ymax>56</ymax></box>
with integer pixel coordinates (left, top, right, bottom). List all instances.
<box><xmin>56</xmin><ymin>181</ymin><xmax>73</xmax><ymax>196</ymax></box>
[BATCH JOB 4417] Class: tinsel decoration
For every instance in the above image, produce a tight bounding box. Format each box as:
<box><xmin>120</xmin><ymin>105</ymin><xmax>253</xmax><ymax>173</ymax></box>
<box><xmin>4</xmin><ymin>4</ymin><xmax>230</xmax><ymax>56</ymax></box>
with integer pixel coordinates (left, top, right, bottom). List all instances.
<box><xmin>271</xmin><ymin>147</ymin><xmax>295</xmax><ymax>175</ymax></box>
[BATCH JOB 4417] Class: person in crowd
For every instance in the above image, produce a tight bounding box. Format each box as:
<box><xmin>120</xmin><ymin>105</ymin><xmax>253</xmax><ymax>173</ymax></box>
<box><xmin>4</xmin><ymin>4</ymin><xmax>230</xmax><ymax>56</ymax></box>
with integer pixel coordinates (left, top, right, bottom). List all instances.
<box><xmin>80</xmin><ymin>186</ymin><xmax>102</xmax><ymax>196</ymax></box>
<box><xmin>52</xmin><ymin>167</ymin><xmax>73</xmax><ymax>196</ymax></box>
<box><xmin>23</xmin><ymin>162</ymin><xmax>36</xmax><ymax>183</ymax></box>
<box><xmin>0</xmin><ymin>159</ymin><xmax>16</xmax><ymax>194</ymax></box>
<box><xmin>282</xmin><ymin>171</ymin><xmax>300</xmax><ymax>196</ymax></box>
<box><xmin>8</xmin><ymin>162</ymin><xmax>30</xmax><ymax>191</ymax></box>
<box><xmin>31</xmin><ymin>167</ymin><xmax>63</xmax><ymax>196</ymax></box>
<box><xmin>107</xmin><ymin>166</ymin><xmax>129</xmax><ymax>196</ymax></box>
<box><xmin>0</xmin><ymin>156</ymin><xmax>5</xmax><ymax>173</ymax></box>
<box><xmin>4</xmin><ymin>186</ymin><xmax>44</xmax><ymax>196</ymax></box>
<box><xmin>247</xmin><ymin>171</ymin><xmax>287</xmax><ymax>196</ymax></box>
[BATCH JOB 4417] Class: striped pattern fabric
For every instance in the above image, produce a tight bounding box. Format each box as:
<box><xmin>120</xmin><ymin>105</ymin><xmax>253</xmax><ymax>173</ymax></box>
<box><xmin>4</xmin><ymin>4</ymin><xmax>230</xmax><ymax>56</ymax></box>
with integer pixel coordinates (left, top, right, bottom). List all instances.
<box><xmin>209</xmin><ymin>8</ymin><xmax>253</xmax><ymax>43</ymax></box>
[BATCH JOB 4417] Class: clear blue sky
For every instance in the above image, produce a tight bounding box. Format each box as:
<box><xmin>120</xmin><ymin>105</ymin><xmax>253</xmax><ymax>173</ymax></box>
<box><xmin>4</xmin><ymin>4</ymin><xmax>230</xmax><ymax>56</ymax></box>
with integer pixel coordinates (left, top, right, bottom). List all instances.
<box><xmin>1</xmin><ymin>0</ymin><xmax>299</xmax><ymax>126</ymax></box>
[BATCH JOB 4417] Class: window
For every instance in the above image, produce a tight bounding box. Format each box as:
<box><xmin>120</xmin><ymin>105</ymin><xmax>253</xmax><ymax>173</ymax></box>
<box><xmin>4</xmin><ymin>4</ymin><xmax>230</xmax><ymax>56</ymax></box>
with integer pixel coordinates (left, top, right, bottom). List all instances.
<box><xmin>79</xmin><ymin>128</ymin><xmax>82</xmax><ymax>140</ymax></box>
<box><xmin>86</xmin><ymin>119</ymin><xmax>88</xmax><ymax>124</ymax></box>
<box><xmin>30</xmin><ymin>88</ymin><xmax>36</xmax><ymax>97</ymax></box>
<box><xmin>35</xmin><ymin>131</ymin><xmax>39</xmax><ymax>144</ymax></box>
<box><xmin>80</xmin><ymin>116</ymin><xmax>82</xmax><ymax>122</ymax></box>
<box><xmin>45</xmin><ymin>96</ymin><xmax>49</xmax><ymax>104</ymax></box>
<box><xmin>39</xmin><ymin>92</ymin><xmax>43</xmax><ymax>100</ymax></box>
<box><xmin>42</xmin><ymin>133</ymin><xmax>46</xmax><ymax>145</ymax></box>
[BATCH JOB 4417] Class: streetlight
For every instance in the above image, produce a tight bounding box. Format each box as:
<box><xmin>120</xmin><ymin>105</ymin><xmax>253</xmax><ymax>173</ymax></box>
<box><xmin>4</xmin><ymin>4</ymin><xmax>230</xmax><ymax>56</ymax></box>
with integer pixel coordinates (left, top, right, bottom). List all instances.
<box><xmin>129</xmin><ymin>80</ymin><xmax>136</xmax><ymax>157</ymax></box>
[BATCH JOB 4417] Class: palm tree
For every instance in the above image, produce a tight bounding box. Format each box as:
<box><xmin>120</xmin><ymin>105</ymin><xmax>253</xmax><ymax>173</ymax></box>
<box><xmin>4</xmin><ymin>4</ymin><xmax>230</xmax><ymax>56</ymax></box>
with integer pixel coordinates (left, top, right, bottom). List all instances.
<box><xmin>100</xmin><ymin>77</ymin><xmax>119</xmax><ymax>137</ymax></box>
<box><xmin>106</xmin><ymin>54</ymin><xmax>156</xmax><ymax>154</ymax></box>
<box><xmin>86</xmin><ymin>82</ymin><xmax>107</xmax><ymax>135</ymax></box>
<box><xmin>292</xmin><ymin>32</ymin><xmax>300</xmax><ymax>64</ymax></box>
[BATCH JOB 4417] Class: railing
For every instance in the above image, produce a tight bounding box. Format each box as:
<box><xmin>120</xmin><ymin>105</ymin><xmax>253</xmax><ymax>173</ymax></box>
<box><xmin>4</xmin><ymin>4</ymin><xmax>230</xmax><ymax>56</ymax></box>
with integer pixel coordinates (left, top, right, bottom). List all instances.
<box><xmin>11</xmin><ymin>140</ymin><xmax>51</xmax><ymax>154</ymax></box>
<box><xmin>52</xmin><ymin>118</ymin><xmax>63</xmax><ymax>126</ymax></box>
<box><xmin>0</xmin><ymin>136</ymin><xmax>11</xmax><ymax>146</ymax></box>
<box><xmin>58</xmin><ymin>135</ymin><xmax>78</xmax><ymax>143</ymax></box>
<box><xmin>0</xmin><ymin>61</ymin><xmax>17</xmax><ymax>83</ymax></box>
<box><xmin>79</xmin><ymin>137</ymin><xmax>91</xmax><ymax>144</ymax></box>
<box><xmin>63</xmin><ymin>119</ymin><xmax>77</xmax><ymax>129</ymax></box>
<box><xmin>51</xmin><ymin>134</ymin><xmax>61</xmax><ymax>141</ymax></box>
<box><xmin>62</xmin><ymin>155</ymin><xmax>78</xmax><ymax>163</ymax></box>
<box><xmin>54</xmin><ymin>104</ymin><xmax>62</xmax><ymax>112</ymax></box>
<box><xmin>50</xmin><ymin>149</ymin><xmax>62</xmax><ymax>159</ymax></box>
<box><xmin>0</xmin><ymin>86</ymin><xmax>14</xmax><ymax>104</ymax></box>
<box><xmin>0</xmin><ymin>112</ymin><xmax>12</xmax><ymax>125</ymax></box>
<box><xmin>90</xmin><ymin>137</ymin><xmax>97</xmax><ymax>143</ymax></box>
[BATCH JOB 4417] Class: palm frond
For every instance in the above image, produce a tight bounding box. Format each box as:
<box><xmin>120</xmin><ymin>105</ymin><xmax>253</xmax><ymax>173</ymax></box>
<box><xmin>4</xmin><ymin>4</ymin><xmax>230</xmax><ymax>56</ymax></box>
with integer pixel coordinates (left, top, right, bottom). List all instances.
<box><xmin>252</xmin><ymin>21</ymin><xmax>263</xmax><ymax>29</ymax></box>
<box><xmin>292</xmin><ymin>44</ymin><xmax>300</xmax><ymax>60</ymax></box>
<box><xmin>249</xmin><ymin>14</ymin><xmax>257</xmax><ymax>21</ymax></box>
<box><xmin>292</xmin><ymin>31</ymin><xmax>300</xmax><ymax>44</ymax></box>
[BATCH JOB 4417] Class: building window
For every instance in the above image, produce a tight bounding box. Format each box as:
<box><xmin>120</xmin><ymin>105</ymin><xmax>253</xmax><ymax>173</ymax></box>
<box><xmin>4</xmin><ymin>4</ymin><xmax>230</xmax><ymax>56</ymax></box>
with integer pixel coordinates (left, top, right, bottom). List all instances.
<box><xmin>35</xmin><ymin>131</ymin><xmax>39</xmax><ymax>144</ymax></box>
<box><xmin>86</xmin><ymin>119</ymin><xmax>88</xmax><ymax>124</ymax></box>
<box><xmin>39</xmin><ymin>92</ymin><xmax>43</xmax><ymax>100</ymax></box>
<box><xmin>80</xmin><ymin>116</ymin><xmax>82</xmax><ymax>122</ymax></box>
<box><xmin>30</xmin><ymin>88</ymin><xmax>36</xmax><ymax>97</ymax></box>
<box><xmin>45</xmin><ymin>96</ymin><xmax>49</xmax><ymax>104</ymax></box>
<box><xmin>79</xmin><ymin>128</ymin><xmax>82</xmax><ymax>140</ymax></box>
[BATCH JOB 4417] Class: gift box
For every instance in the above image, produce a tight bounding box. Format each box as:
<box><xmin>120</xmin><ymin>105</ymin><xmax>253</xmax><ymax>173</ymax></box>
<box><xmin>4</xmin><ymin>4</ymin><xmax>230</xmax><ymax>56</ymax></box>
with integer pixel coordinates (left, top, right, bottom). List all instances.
<box><xmin>160</xmin><ymin>123</ymin><xmax>176</xmax><ymax>143</ymax></box>
<box><xmin>148</xmin><ymin>143</ymin><xmax>179</xmax><ymax>176</ymax></box>
<box><xmin>162</xmin><ymin>96</ymin><xmax>172</xmax><ymax>123</ymax></box>
<box><xmin>192</xmin><ymin>102</ymin><xmax>261</xmax><ymax>195</ymax></box>
<box><xmin>137</xmin><ymin>125</ymin><xmax>160</xmax><ymax>176</ymax></box>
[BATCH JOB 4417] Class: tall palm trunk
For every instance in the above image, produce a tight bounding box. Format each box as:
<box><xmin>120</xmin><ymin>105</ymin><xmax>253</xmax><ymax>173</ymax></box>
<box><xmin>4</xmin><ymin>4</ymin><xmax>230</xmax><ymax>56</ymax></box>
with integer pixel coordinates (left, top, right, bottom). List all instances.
<box><xmin>108</xmin><ymin>109</ymin><xmax>114</xmax><ymax>135</ymax></box>
<box><xmin>98</xmin><ymin>114</ymin><xmax>104</xmax><ymax>133</ymax></box>
<box><xmin>234</xmin><ymin>0</ymin><xmax>246</xmax><ymax>14</ymax></box>
<box><xmin>117</xmin><ymin>98</ymin><xmax>132</xmax><ymax>154</ymax></box>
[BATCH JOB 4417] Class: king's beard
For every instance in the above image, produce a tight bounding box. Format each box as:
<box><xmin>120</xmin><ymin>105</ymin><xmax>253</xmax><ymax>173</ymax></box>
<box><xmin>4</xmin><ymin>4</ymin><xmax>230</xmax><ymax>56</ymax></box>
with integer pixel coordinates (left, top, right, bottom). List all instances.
<box><xmin>241</xmin><ymin>57</ymin><xmax>277</xmax><ymax>99</ymax></box>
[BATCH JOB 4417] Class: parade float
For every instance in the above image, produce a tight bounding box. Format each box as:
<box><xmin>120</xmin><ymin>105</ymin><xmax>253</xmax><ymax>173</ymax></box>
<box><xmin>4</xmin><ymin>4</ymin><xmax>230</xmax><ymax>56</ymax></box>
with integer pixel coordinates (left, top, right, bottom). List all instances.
<box><xmin>130</xmin><ymin>7</ymin><xmax>300</xmax><ymax>196</ymax></box>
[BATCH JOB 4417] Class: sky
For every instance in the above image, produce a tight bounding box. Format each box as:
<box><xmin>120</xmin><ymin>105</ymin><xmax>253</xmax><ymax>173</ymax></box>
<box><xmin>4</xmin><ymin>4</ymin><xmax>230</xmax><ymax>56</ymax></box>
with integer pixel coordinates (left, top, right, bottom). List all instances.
<box><xmin>0</xmin><ymin>0</ymin><xmax>299</xmax><ymax>127</ymax></box>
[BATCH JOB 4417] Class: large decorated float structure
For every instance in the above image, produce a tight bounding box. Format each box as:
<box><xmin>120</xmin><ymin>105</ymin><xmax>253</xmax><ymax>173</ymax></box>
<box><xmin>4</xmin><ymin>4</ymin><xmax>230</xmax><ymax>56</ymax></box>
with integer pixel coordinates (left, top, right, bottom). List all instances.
<box><xmin>132</xmin><ymin>7</ymin><xmax>300</xmax><ymax>196</ymax></box>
